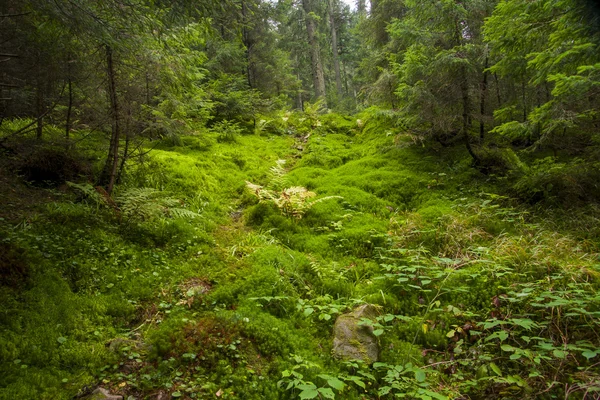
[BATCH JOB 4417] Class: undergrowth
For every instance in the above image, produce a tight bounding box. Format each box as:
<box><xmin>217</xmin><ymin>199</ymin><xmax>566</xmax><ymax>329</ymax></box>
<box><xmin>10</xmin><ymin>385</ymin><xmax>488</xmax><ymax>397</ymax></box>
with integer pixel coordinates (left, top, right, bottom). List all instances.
<box><xmin>1</xmin><ymin>109</ymin><xmax>599</xmax><ymax>399</ymax></box>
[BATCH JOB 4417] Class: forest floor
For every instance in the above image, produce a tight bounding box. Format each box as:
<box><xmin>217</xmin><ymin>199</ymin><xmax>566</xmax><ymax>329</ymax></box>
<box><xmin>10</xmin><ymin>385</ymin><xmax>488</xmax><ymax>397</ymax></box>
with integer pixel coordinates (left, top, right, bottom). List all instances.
<box><xmin>1</xmin><ymin>113</ymin><xmax>599</xmax><ymax>399</ymax></box>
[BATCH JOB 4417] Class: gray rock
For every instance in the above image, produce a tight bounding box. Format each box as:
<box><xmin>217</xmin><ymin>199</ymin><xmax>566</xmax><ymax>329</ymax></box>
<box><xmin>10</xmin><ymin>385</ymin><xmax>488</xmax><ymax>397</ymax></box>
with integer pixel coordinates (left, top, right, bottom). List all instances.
<box><xmin>87</xmin><ymin>387</ymin><xmax>123</xmax><ymax>400</ymax></box>
<box><xmin>332</xmin><ymin>304</ymin><xmax>380</xmax><ymax>363</ymax></box>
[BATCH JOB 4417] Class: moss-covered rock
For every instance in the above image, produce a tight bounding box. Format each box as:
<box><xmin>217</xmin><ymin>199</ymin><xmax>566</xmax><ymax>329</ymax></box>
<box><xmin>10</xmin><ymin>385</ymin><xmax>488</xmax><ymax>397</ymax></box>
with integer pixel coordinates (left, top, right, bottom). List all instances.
<box><xmin>332</xmin><ymin>304</ymin><xmax>379</xmax><ymax>363</ymax></box>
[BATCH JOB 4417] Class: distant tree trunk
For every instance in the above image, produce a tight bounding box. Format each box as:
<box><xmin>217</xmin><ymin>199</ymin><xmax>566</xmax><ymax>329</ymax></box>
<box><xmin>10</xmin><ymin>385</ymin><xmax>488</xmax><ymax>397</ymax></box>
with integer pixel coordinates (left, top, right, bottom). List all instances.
<box><xmin>494</xmin><ymin>72</ymin><xmax>501</xmax><ymax>106</ymax></box>
<box><xmin>145</xmin><ymin>70</ymin><xmax>151</xmax><ymax>105</ymax></box>
<box><xmin>479</xmin><ymin>54</ymin><xmax>488</xmax><ymax>141</ymax></box>
<box><xmin>65</xmin><ymin>77</ymin><xmax>73</xmax><ymax>140</ymax></box>
<box><xmin>302</xmin><ymin>0</ymin><xmax>327</xmax><ymax>104</ymax></box>
<box><xmin>461</xmin><ymin>70</ymin><xmax>479</xmax><ymax>164</ymax></box>
<box><xmin>241</xmin><ymin>0</ymin><xmax>253</xmax><ymax>88</ymax></box>
<box><xmin>357</xmin><ymin>0</ymin><xmax>366</xmax><ymax>16</ymax></box>
<box><xmin>328</xmin><ymin>0</ymin><xmax>343</xmax><ymax>100</ymax></box>
<box><xmin>521</xmin><ymin>80</ymin><xmax>527</xmax><ymax>122</ymax></box>
<box><xmin>36</xmin><ymin>61</ymin><xmax>44</xmax><ymax>139</ymax></box>
<box><xmin>97</xmin><ymin>45</ymin><xmax>121</xmax><ymax>195</ymax></box>
<box><xmin>117</xmin><ymin>131</ymin><xmax>130</xmax><ymax>184</ymax></box>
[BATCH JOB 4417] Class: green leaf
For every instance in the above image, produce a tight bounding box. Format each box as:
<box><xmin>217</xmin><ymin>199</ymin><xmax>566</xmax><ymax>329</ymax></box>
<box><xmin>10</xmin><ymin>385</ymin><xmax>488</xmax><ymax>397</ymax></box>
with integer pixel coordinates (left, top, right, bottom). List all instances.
<box><xmin>319</xmin><ymin>313</ymin><xmax>332</xmax><ymax>321</ymax></box>
<box><xmin>318</xmin><ymin>387</ymin><xmax>335</xmax><ymax>399</ymax></box>
<box><xmin>171</xmin><ymin>392</ymin><xmax>182</xmax><ymax>398</ymax></box>
<box><xmin>582</xmin><ymin>350</ymin><xmax>598</xmax><ymax>359</ymax></box>
<box><xmin>553</xmin><ymin>349</ymin><xmax>567</xmax><ymax>359</ymax></box>
<box><xmin>304</xmin><ymin>307</ymin><xmax>314</xmax><ymax>316</ymax></box>
<box><xmin>299</xmin><ymin>388</ymin><xmax>319</xmax><ymax>399</ymax></box>
<box><xmin>446</xmin><ymin>330</ymin><xmax>456</xmax><ymax>338</ymax></box>
<box><xmin>501</xmin><ymin>344</ymin><xmax>515</xmax><ymax>352</ymax></box>
<box><xmin>348</xmin><ymin>376</ymin><xmax>365</xmax><ymax>389</ymax></box>
<box><xmin>373</xmin><ymin>329</ymin><xmax>384</xmax><ymax>336</ymax></box>
<box><xmin>379</xmin><ymin>386</ymin><xmax>392</xmax><ymax>396</ymax></box>
<box><xmin>489</xmin><ymin>362</ymin><xmax>502</xmax><ymax>376</ymax></box>
<box><xmin>57</xmin><ymin>337</ymin><xmax>67</xmax><ymax>344</ymax></box>
<box><xmin>327</xmin><ymin>378</ymin><xmax>346</xmax><ymax>391</ymax></box>
<box><xmin>415</xmin><ymin>369</ymin><xmax>426</xmax><ymax>383</ymax></box>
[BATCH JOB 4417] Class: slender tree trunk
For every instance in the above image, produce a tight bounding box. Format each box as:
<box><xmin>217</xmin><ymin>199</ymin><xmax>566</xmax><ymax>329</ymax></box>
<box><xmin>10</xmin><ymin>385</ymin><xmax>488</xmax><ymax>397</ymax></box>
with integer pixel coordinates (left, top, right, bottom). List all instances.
<box><xmin>521</xmin><ymin>80</ymin><xmax>527</xmax><ymax>122</ymax></box>
<box><xmin>98</xmin><ymin>45</ymin><xmax>121</xmax><ymax>195</ymax></box>
<box><xmin>493</xmin><ymin>72</ymin><xmax>501</xmax><ymax>106</ymax></box>
<box><xmin>117</xmin><ymin>131</ymin><xmax>130</xmax><ymax>184</ymax></box>
<box><xmin>302</xmin><ymin>0</ymin><xmax>327</xmax><ymax>104</ymax></box>
<box><xmin>461</xmin><ymin>67</ymin><xmax>479</xmax><ymax>163</ymax></box>
<box><xmin>328</xmin><ymin>0</ymin><xmax>343</xmax><ymax>100</ymax></box>
<box><xmin>241</xmin><ymin>0</ymin><xmax>253</xmax><ymax>88</ymax></box>
<box><xmin>145</xmin><ymin>70</ymin><xmax>150</xmax><ymax>105</ymax></box>
<box><xmin>479</xmin><ymin>55</ymin><xmax>488</xmax><ymax>141</ymax></box>
<box><xmin>65</xmin><ymin>79</ymin><xmax>73</xmax><ymax>139</ymax></box>
<box><xmin>36</xmin><ymin>62</ymin><xmax>44</xmax><ymax>139</ymax></box>
<box><xmin>357</xmin><ymin>0</ymin><xmax>366</xmax><ymax>16</ymax></box>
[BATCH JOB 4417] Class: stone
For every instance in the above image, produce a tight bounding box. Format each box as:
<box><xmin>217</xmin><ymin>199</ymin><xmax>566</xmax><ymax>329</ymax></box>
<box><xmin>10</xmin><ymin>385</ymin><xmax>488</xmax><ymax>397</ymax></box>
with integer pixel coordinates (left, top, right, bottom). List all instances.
<box><xmin>87</xmin><ymin>387</ymin><xmax>123</xmax><ymax>400</ymax></box>
<box><xmin>332</xmin><ymin>304</ymin><xmax>380</xmax><ymax>363</ymax></box>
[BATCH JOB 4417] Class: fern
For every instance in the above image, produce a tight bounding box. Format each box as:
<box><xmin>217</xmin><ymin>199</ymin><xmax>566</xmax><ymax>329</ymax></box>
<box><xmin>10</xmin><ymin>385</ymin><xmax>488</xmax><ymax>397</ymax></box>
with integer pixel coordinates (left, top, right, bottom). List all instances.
<box><xmin>116</xmin><ymin>188</ymin><xmax>200</xmax><ymax>222</ymax></box>
<box><xmin>66</xmin><ymin>182</ymin><xmax>110</xmax><ymax>210</ymax></box>
<box><xmin>268</xmin><ymin>159</ymin><xmax>289</xmax><ymax>190</ymax></box>
<box><xmin>246</xmin><ymin>161</ymin><xmax>341</xmax><ymax>220</ymax></box>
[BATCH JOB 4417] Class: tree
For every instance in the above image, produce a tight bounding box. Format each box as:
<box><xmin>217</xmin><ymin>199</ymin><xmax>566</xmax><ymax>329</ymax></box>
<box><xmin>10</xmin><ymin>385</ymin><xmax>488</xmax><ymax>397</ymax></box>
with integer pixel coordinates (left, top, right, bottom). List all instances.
<box><xmin>302</xmin><ymin>0</ymin><xmax>327</xmax><ymax>103</ymax></box>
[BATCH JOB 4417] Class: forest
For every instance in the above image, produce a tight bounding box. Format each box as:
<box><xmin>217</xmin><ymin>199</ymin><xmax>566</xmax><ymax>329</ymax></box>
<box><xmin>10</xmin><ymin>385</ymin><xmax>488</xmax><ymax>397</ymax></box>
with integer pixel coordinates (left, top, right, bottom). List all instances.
<box><xmin>1</xmin><ymin>0</ymin><xmax>599</xmax><ymax>399</ymax></box>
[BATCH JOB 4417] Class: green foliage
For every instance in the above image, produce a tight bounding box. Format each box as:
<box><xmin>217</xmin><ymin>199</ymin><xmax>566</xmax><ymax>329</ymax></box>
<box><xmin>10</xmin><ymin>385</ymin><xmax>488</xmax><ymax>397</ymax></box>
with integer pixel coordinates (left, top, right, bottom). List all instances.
<box><xmin>246</xmin><ymin>160</ymin><xmax>342</xmax><ymax>220</ymax></box>
<box><xmin>213</xmin><ymin>120</ymin><xmax>243</xmax><ymax>143</ymax></box>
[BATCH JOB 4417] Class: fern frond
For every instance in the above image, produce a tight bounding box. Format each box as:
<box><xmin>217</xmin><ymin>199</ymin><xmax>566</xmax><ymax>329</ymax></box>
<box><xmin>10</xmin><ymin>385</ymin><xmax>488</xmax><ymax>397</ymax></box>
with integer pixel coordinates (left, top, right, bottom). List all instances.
<box><xmin>167</xmin><ymin>207</ymin><xmax>200</xmax><ymax>219</ymax></box>
<box><xmin>67</xmin><ymin>181</ymin><xmax>109</xmax><ymax>209</ymax></box>
<box><xmin>116</xmin><ymin>188</ymin><xmax>198</xmax><ymax>221</ymax></box>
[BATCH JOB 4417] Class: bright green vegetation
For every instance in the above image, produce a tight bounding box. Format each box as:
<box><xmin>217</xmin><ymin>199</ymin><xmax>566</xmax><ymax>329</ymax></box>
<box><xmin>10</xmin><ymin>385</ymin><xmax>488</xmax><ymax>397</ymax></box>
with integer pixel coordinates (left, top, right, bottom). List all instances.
<box><xmin>1</xmin><ymin>110</ymin><xmax>599</xmax><ymax>399</ymax></box>
<box><xmin>2</xmin><ymin>0</ymin><xmax>600</xmax><ymax>399</ymax></box>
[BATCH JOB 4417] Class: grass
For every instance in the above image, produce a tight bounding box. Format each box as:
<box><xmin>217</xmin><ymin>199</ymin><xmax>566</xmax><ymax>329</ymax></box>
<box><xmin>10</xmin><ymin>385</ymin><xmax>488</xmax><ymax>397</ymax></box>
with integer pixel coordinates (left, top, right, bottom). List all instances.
<box><xmin>1</xmin><ymin>111</ymin><xmax>599</xmax><ymax>399</ymax></box>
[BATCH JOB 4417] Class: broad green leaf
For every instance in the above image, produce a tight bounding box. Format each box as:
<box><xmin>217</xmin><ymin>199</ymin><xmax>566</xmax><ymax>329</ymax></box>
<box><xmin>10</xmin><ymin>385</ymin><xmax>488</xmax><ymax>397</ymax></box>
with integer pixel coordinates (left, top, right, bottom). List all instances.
<box><xmin>415</xmin><ymin>369</ymin><xmax>426</xmax><ymax>383</ymax></box>
<box><xmin>582</xmin><ymin>351</ymin><xmax>598</xmax><ymax>359</ymax></box>
<box><xmin>327</xmin><ymin>377</ymin><xmax>345</xmax><ymax>391</ymax></box>
<box><xmin>501</xmin><ymin>344</ymin><xmax>515</xmax><ymax>352</ymax></box>
<box><xmin>489</xmin><ymin>362</ymin><xmax>502</xmax><ymax>376</ymax></box>
<box><xmin>373</xmin><ymin>329</ymin><xmax>384</xmax><ymax>336</ymax></box>
<box><xmin>299</xmin><ymin>388</ymin><xmax>319</xmax><ymax>399</ymax></box>
<box><xmin>318</xmin><ymin>387</ymin><xmax>335</xmax><ymax>399</ymax></box>
<box><xmin>553</xmin><ymin>349</ymin><xmax>567</xmax><ymax>359</ymax></box>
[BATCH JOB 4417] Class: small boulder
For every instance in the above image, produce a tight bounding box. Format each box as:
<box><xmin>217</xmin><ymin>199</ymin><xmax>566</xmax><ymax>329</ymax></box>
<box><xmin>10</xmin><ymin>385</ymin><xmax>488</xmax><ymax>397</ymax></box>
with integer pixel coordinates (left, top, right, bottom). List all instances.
<box><xmin>86</xmin><ymin>387</ymin><xmax>123</xmax><ymax>400</ymax></box>
<box><xmin>332</xmin><ymin>304</ymin><xmax>380</xmax><ymax>363</ymax></box>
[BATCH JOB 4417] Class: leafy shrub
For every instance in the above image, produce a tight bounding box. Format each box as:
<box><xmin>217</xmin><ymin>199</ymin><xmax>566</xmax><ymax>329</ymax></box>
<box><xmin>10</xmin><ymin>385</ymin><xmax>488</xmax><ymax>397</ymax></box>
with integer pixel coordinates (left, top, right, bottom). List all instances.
<box><xmin>213</xmin><ymin>119</ymin><xmax>243</xmax><ymax>143</ymax></box>
<box><xmin>512</xmin><ymin>158</ymin><xmax>600</xmax><ymax>205</ymax></box>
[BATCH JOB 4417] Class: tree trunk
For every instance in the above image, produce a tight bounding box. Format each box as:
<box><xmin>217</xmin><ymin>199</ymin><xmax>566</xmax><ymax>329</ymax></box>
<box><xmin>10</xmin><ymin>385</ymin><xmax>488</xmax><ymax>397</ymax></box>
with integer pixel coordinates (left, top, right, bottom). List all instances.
<box><xmin>302</xmin><ymin>0</ymin><xmax>327</xmax><ymax>104</ymax></box>
<box><xmin>241</xmin><ymin>0</ymin><xmax>253</xmax><ymax>88</ymax></box>
<box><xmin>328</xmin><ymin>0</ymin><xmax>343</xmax><ymax>100</ymax></box>
<box><xmin>479</xmin><ymin>55</ymin><xmax>488</xmax><ymax>141</ymax></box>
<box><xmin>36</xmin><ymin>65</ymin><xmax>44</xmax><ymax>139</ymax></box>
<box><xmin>521</xmin><ymin>80</ymin><xmax>527</xmax><ymax>122</ymax></box>
<box><xmin>117</xmin><ymin>131</ymin><xmax>130</xmax><ymax>184</ymax></box>
<box><xmin>65</xmin><ymin>77</ymin><xmax>73</xmax><ymax>139</ymax></box>
<box><xmin>493</xmin><ymin>72</ymin><xmax>501</xmax><ymax>106</ymax></box>
<box><xmin>357</xmin><ymin>0</ymin><xmax>366</xmax><ymax>16</ymax></box>
<box><xmin>98</xmin><ymin>45</ymin><xmax>121</xmax><ymax>195</ymax></box>
<box><xmin>461</xmin><ymin>66</ymin><xmax>479</xmax><ymax>164</ymax></box>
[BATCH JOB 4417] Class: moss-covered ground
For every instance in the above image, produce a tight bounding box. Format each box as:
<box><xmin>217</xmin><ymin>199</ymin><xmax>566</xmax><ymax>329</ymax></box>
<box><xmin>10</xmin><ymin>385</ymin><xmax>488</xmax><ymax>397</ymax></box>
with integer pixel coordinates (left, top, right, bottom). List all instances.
<box><xmin>1</xmin><ymin>111</ymin><xmax>599</xmax><ymax>399</ymax></box>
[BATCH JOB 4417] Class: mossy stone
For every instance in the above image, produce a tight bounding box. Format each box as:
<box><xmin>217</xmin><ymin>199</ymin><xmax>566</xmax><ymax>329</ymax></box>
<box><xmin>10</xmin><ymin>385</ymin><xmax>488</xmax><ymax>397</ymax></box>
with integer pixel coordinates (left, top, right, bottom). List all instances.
<box><xmin>332</xmin><ymin>304</ymin><xmax>379</xmax><ymax>363</ymax></box>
